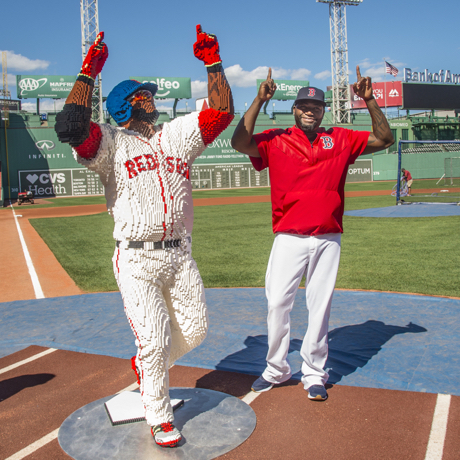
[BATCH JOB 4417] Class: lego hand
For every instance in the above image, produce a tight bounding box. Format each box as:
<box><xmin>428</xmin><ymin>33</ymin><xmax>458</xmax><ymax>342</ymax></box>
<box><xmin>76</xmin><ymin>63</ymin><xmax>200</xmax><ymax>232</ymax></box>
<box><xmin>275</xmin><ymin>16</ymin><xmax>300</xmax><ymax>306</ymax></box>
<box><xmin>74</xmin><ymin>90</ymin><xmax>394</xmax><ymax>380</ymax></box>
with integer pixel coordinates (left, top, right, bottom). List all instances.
<box><xmin>193</xmin><ymin>25</ymin><xmax>222</xmax><ymax>67</ymax></box>
<box><xmin>79</xmin><ymin>32</ymin><xmax>108</xmax><ymax>80</ymax></box>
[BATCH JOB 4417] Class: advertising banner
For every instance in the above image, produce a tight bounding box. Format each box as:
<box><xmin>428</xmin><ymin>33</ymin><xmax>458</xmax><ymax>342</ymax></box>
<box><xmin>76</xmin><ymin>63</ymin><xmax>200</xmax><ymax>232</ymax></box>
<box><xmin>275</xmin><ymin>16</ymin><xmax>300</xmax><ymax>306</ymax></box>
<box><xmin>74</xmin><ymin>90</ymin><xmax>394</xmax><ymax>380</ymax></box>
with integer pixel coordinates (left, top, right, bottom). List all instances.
<box><xmin>346</xmin><ymin>159</ymin><xmax>373</xmax><ymax>182</ymax></box>
<box><xmin>402</xmin><ymin>83</ymin><xmax>460</xmax><ymax>110</ymax></box>
<box><xmin>350</xmin><ymin>81</ymin><xmax>402</xmax><ymax>109</ymax></box>
<box><xmin>256</xmin><ymin>79</ymin><xmax>310</xmax><ymax>101</ymax></box>
<box><xmin>130</xmin><ymin>77</ymin><xmax>192</xmax><ymax>99</ymax></box>
<box><xmin>0</xmin><ymin>99</ymin><xmax>21</xmax><ymax>111</ymax></box>
<box><xmin>18</xmin><ymin>168</ymin><xmax>104</xmax><ymax>197</ymax></box>
<box><xmin>17</xmin><ymin>75</ymin><xmax>76</xmax><ymax>99</ymax></box>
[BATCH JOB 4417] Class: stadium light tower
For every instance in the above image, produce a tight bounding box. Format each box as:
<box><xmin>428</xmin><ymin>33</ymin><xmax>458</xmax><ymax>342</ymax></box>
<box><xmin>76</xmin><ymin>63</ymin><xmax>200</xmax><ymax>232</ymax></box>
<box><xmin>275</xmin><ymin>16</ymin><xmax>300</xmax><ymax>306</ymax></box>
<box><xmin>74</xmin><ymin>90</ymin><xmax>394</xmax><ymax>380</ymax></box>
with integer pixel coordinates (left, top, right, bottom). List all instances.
<box><xmin>80</xmin><ymin>0</ymin><xmax>104</xmax><ymax>123</ymax></box>
<box><xmin>317</xmin><ymin>0</ymin><xmax>363</xmax><ymax>124</ymax></box>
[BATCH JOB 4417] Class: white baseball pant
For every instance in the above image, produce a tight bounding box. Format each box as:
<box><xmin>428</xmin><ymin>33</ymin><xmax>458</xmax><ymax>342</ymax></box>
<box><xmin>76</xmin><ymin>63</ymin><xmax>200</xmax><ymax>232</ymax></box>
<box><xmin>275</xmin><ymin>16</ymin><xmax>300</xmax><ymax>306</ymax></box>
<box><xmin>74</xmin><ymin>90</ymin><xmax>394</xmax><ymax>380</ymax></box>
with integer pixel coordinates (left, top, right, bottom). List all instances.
<box><xmin>113</xmin><ymin>240</ymin><xmax>208</xmax><ymax>426</ymax></box>
<box><xmin>261</xmin><ymin>232</ymin><xmax>341</xmax><ymax>389</ymax></box>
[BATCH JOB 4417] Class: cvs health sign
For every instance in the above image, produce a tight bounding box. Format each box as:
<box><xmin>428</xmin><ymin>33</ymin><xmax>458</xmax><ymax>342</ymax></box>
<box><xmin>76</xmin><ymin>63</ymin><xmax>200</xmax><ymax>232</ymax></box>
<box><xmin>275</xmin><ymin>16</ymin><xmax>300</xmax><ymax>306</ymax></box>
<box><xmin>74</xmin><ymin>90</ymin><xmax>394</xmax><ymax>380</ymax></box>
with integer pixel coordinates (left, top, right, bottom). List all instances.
<box><xmin>19</xmin><ymin>169</ymin><xmax>71</xmax><ymax>196</ymax></box>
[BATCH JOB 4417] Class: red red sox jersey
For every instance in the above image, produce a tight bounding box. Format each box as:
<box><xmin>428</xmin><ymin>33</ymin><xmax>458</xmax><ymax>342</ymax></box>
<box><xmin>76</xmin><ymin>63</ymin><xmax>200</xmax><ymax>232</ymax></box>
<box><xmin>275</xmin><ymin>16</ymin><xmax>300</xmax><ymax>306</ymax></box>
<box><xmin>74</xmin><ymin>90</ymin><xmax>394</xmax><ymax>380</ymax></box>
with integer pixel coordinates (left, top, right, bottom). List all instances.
<box><xmin>251</xmin><ymin>125</ymin><xmax>369</xmax><ymax>236</ymax></box>
<box><xmin>74</xmin><ymin>109</ymin><xmax>232</xmax><ymax>241</ymax></box>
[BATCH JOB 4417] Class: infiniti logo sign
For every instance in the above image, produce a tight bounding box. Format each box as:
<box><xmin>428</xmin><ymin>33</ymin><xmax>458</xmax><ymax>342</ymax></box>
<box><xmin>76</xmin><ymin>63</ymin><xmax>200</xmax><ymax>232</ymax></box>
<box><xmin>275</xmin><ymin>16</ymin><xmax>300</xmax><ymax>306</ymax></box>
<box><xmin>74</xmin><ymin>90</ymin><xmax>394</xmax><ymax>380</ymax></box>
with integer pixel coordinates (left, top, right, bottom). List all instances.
<box><xmin>36</xmin><ymin>140</ymin><xmax>55</xmax><ymax>151</ymax></box>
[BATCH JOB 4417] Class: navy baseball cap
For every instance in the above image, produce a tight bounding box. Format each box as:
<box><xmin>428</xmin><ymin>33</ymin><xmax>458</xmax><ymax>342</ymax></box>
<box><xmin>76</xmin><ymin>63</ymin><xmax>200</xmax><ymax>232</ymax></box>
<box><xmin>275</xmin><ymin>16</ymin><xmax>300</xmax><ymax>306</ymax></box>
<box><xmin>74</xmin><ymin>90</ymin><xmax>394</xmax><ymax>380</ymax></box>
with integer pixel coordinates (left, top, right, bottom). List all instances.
<box><xmin>107</xmin><ymin>80</ymin><xmax>158</xmax><ymax>125</ymax></box>
<box><xmin>294</xmin><ymin>87</ymin><xmax>326</xmax><ymax>106</ymax></box>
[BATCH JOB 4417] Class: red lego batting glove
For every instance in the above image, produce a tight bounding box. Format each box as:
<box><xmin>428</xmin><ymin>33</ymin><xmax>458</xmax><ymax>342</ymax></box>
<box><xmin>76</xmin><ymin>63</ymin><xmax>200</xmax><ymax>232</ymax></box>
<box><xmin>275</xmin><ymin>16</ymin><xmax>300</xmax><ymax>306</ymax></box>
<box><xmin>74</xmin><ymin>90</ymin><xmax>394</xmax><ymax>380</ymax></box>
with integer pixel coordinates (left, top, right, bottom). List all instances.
<box><xmin>193</xmin><ymin>25</ymin><xmax>222</xmax><ymax>67</ymax></box>
<box><xmin>79</xmin><ymin>32</ymin><xmax>108</xmax><ymax>80</ymax></box>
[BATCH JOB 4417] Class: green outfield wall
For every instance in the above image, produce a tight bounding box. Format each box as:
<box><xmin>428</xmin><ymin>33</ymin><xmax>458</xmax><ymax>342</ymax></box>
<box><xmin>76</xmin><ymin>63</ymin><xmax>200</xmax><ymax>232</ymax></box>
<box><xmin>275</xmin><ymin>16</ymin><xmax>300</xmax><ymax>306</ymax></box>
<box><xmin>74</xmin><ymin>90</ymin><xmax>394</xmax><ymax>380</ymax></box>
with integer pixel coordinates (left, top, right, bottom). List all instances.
<box><xmin>1</xmin><ymin>111</ymin><xmax>458</xmax><ymax>205</ymax></box>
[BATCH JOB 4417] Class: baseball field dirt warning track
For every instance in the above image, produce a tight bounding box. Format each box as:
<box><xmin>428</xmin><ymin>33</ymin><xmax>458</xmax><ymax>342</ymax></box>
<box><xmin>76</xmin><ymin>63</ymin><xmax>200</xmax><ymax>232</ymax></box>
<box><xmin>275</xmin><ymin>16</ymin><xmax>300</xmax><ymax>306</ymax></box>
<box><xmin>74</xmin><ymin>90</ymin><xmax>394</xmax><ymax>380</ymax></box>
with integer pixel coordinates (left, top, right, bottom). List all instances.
<box><xmin>1</xmin><ymin>193</ymin><xmax>459</xmax><ymax>459</ymax></box>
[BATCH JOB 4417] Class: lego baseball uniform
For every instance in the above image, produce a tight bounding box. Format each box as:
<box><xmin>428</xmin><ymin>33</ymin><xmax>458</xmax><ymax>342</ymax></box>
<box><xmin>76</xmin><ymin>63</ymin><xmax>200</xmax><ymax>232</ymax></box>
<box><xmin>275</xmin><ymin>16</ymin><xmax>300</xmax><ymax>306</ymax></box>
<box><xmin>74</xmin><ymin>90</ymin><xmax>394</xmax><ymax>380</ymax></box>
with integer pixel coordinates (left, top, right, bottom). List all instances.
<box><xmin>55</xmin><ymin>26</ymin><xmax>234</xmax><ymax>446</ymax></box>
<box><xmin>251</xmin><ymin>125</ymin><xmax>369</xmax><ymax>388</ymax></box>
<box><xmin>74</xmin><ymin>110</ymin><xmax>229</xmax><ymax>426</ymax></box>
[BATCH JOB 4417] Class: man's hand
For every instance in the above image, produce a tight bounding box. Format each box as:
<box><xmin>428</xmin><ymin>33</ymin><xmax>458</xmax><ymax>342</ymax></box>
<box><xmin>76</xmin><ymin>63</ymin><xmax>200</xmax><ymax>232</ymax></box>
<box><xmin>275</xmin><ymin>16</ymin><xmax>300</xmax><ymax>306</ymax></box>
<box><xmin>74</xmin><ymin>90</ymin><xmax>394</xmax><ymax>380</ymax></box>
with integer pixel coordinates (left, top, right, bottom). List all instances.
<box><xmin>79</xmin><ymin>32</ymin><xmax>108</xmax><ymax>80</ymax></box>
<box><xmin>352</xmin><ymin>65</ymin><xmax>373</xmax><ymax>102</ymax></box>
<box><xmin>257</xmin><ymin>68</ymin><xmax>277</xmax><ymax>102</ymax></box>
<box><xmin>193</xmin><ymin>25</ymin><xmax>221</xmax><ymax>67</ymax></box>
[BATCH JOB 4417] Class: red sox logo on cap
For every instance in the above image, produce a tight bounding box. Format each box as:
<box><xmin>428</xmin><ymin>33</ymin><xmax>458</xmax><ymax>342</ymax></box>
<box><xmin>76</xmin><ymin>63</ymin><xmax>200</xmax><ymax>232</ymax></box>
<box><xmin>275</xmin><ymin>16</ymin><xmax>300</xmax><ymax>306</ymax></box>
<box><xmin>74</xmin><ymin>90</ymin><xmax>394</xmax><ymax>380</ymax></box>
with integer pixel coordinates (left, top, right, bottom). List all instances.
<box><xmin>294</xmin><ymin>87</ymin><xmax>326</xmax><ymax>105</ymax></box>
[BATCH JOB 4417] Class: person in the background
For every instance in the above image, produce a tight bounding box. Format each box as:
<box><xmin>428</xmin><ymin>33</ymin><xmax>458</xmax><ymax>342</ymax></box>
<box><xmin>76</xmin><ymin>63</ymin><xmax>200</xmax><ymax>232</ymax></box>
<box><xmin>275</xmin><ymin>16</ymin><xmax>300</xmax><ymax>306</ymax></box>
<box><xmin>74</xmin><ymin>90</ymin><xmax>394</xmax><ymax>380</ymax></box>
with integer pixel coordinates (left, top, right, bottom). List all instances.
<box><xmin>401</xmin><ymin>168</ymin><xmax>413</xmax><ymax>195</ymax></box>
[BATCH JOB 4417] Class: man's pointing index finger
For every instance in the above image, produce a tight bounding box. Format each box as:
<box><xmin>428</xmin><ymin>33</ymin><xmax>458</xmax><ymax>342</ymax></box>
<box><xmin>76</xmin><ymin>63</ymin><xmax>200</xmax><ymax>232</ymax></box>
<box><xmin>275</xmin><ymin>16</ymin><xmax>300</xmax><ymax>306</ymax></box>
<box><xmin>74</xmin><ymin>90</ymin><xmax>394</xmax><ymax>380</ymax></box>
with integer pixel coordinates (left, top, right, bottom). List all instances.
<box><xmin>267</xmin><ymin>67</ymin><xmax>272</xmax><ymax>80</ymax></box>
<box><xmin>356</xmin><ymin>65</ymin><xmax>362</xmax><ymax>80</ymax></box>
<box><xmin>196</xmin><ymin>24</ymin><xmax>202</xmax><ymax>36</ymax></box>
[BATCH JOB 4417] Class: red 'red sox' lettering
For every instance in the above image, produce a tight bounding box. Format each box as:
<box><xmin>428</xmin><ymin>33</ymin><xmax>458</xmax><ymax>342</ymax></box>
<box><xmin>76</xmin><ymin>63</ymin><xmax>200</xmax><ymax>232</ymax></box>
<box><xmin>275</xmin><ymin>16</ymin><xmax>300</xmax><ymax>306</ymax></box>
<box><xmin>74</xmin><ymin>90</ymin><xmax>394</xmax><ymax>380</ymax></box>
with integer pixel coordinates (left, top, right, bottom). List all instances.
<box><xmin>125</xmin><ymin>155</ymin><xmax>190</xmax><ymax>179</ymax></box>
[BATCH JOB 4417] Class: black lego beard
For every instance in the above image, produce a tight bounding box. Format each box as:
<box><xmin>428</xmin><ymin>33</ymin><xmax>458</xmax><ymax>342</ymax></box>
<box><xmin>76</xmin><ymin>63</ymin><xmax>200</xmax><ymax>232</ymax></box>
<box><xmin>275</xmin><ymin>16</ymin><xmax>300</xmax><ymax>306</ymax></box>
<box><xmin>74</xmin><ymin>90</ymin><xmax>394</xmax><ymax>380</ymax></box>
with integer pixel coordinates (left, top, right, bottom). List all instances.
<box><xmin>131</xmin><ymin>108</ymin><xmax>160</xmax><ymax>126</ymax></box>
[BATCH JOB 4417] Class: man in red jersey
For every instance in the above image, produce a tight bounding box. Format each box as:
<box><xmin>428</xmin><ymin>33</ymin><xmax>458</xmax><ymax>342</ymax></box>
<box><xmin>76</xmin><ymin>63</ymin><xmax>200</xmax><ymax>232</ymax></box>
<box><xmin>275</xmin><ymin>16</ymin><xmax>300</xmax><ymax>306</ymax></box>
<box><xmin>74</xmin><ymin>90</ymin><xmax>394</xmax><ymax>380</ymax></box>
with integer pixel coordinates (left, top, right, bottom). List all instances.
<box><xmin>401</xmin><ymin>168</ymin><xmax>413</xmax><ymax>195</ymax></box>
<box><xmin>231</xmin><ymin>66</ymin><xmax>394</xmax><ymax>401</ymax></box>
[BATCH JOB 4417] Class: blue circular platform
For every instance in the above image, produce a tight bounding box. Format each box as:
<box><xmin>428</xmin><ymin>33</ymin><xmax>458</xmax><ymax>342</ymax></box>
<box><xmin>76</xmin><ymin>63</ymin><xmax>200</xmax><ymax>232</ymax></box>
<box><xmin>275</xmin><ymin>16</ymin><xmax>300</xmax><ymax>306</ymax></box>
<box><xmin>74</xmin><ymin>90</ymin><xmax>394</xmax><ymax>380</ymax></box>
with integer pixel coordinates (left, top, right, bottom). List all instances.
<box><xmin>58</xmin><ymin>387</ymin><xmax>256</xmax><ymax>459</ymax></box>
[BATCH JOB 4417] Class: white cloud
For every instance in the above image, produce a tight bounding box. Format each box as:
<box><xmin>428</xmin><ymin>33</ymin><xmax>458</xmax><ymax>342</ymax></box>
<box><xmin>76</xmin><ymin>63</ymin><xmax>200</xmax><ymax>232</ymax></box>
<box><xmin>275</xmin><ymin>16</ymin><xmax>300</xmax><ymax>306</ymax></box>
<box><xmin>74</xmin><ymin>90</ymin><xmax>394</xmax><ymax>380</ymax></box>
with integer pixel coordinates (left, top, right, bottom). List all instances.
<box><xmin>191</xmin><ymin>80</ymin><xmax>208</xmax><ymax>98</ymax></box>
<box><xmin>21</xmin><ymin>99</ymin><xmax>65</xmax><ymax>112</ymax></box>
<box><xmin>224</xmin><ymin>65</ymin><xmax>271</xmax><ymax>87</ymax></box>
<box><xmin>314</xmin><ymin>70</ymin><xmax>331</xmax><ymax>80</ymax></box>
<box><xmin>291</xmin><ymin>68</ymin><xmax>311</xmax><ymax>80</ymax></box>
<box><xmin>355</xmin><ymin>58</ymin><xmax>404</xmax><ymax>82</ymax></box>
<box><xmin>0</xmin><ymin>51</ymin><xmax>50</xmax><ymax>72</ymax></box>
<box><xmin>223</xmin><ymin>65</ymin><xmax>312</xmax><ymax>87</ymax></box>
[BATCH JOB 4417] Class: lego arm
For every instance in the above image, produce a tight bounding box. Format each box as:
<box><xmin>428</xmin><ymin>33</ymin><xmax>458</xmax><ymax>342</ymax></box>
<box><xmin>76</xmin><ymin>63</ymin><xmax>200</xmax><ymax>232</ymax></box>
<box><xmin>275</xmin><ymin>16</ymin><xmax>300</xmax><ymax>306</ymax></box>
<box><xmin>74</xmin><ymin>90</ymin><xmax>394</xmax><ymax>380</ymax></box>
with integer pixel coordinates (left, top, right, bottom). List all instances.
<box><xmin>55</xmin><ymin>32</ymin><xmax>108</xmax><ymax>157</ymax></box>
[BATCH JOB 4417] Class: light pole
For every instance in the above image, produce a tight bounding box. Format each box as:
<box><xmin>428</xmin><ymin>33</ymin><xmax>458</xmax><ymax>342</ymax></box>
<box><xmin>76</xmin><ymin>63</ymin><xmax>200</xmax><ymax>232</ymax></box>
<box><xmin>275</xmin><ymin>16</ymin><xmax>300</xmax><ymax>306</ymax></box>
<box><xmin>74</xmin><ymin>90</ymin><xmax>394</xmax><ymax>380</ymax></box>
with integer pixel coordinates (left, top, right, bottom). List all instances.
<box><xmin>317</xmin><ymin>0</ymin><xmax>363</xmax><ymax>124</ymax></box>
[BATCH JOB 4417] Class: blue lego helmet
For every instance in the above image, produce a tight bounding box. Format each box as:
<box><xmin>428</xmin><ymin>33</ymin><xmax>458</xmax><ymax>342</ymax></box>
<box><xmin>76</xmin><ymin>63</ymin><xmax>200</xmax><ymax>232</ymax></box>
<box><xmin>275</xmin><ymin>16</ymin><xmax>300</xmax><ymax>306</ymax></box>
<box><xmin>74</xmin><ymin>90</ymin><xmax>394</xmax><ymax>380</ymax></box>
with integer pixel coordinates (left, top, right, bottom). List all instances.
<box><xmin>106</xmin><ymin>79</ymin><xmax>158</xmax><ymax>125</ymax></box>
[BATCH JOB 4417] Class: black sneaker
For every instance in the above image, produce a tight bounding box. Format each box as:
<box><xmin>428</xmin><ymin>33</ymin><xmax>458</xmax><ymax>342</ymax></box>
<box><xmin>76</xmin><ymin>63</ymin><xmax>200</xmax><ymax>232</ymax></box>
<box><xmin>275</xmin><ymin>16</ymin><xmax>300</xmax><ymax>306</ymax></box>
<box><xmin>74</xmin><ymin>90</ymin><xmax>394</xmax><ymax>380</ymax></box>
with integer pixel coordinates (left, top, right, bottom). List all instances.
<box><xmin>251</xmin><ymin>376</ymin><xmax>275</xmax><ymax>393</ymax></box>
<box><xmin>151</xmin><ymin>422</ymin><xmax>182</xmax><ymax>447</ymax></box>
<box><xmin>307</xmin><ymin>384</ymin><xmax>328</xmax><ymax>401</ymax></box>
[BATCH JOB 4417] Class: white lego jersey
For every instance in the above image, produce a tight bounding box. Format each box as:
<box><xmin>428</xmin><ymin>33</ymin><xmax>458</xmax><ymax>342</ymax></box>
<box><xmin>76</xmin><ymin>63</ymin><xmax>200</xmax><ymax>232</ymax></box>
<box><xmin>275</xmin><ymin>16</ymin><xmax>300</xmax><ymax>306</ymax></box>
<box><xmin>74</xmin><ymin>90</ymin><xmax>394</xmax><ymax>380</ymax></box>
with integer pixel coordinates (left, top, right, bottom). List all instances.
<box><xmin>74</xmin><ymin>112</ymin><xmax>205</xmax><ymax>241</ymax></box>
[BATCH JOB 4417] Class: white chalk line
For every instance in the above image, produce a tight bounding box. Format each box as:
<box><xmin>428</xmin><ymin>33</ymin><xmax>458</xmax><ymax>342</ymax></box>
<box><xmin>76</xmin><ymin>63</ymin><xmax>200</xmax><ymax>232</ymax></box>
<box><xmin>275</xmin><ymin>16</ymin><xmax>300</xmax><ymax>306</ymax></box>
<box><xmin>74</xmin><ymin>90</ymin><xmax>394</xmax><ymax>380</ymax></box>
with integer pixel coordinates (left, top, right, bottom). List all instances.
<box><xmin>11</xmin><ymin>205</ymin><xmax>45</xmax><ymax>299</ymax></box>
<box><xmin>242</xmin><ymin>390</ymin><xmax>261</xmax><ymax>405</ymax></box>
<box><xmin>4</xmin><ymin>428</ymin><xmax>61</xmax><ymax>460</ymax></box>
<box><xmin>424</xmin><ymin>393</ymin><xmax>451</xmax><ymax>460</ymax></box>
<box><xmin>0</xmin><ymin>348</ymin><xmax>57</xmax><ymax>376</ymax></box>
<box><xmin>4</xmin><ymin>379</ymin><xmax>142</xmax><ymax>460</ymax></box>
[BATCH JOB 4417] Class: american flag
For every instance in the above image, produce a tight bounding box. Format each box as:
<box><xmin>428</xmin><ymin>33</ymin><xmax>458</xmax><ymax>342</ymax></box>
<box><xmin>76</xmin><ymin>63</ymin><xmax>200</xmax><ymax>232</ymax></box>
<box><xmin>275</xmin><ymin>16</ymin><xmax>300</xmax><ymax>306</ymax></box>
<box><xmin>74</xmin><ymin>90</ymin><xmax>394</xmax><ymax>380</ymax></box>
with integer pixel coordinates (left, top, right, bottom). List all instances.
<box><xmin>385</xmin><ymin>61</ymin><xmax>399</xmax><ymax>77</ymax></box>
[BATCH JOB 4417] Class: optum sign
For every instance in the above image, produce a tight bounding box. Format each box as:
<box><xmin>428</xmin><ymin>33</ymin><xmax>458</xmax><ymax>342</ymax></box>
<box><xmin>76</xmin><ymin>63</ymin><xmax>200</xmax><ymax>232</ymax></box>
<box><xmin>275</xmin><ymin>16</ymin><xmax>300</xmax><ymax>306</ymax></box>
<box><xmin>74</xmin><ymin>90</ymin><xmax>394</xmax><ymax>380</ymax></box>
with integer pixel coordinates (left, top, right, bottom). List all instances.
<box><xmin>346</xmin><ymin>159</ymin><xmax>373</xmax><ymax>182</ymax></box>
<box><xmin>130</xmin><ymin>76</ymin><xmax>192</xmax><ymax>99</ymax></box>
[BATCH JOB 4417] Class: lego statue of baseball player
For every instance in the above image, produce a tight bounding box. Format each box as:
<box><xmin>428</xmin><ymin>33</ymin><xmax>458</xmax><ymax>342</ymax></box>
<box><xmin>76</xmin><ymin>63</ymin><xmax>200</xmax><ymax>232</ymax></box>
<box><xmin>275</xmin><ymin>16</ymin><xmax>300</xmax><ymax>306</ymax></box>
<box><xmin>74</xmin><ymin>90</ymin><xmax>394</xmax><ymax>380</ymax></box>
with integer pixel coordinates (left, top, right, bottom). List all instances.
<box><xmin>231</xmin><ymin>66</ymin><xmax>393</xmax><ymax>401</ymax></box>
<box><xmin>55</xmin><ymin>26</ymin><xmax>234</xmax><ymax>447</ymax></box>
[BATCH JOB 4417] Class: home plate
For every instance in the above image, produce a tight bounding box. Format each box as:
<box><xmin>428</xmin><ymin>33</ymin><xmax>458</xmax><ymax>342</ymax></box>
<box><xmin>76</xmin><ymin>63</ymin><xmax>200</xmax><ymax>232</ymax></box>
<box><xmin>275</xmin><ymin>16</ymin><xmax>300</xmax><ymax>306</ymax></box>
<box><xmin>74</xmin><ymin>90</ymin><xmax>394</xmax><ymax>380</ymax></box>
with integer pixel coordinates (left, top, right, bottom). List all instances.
<box><xmin>104</xmin><ymin>391</ymin><xmax>184</xmax><ymax>426</ymax></box>
<box><xmin>58</xmin><ymin>388</ymin><xmax>256</xmax><ymax>459</ymax></box>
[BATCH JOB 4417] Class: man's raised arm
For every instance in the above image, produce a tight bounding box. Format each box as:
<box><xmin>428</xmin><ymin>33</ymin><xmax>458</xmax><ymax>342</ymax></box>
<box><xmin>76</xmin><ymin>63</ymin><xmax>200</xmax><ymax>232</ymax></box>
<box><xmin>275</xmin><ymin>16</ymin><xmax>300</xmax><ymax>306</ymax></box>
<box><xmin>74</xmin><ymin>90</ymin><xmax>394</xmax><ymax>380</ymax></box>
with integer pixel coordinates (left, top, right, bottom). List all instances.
<box><xmin>353</xmin><ymin>65</ymin><xmax>394</xmax><ymax>155</ymax></box>
<box><xmin>55</xmin><ymin>32</ymin><xmax>108</xmax><ymax>151</ymax></box>
<box><xmin>231</xmin><ymin>68</ymin><xmax>276</xmax><ymax>158</ymax></box>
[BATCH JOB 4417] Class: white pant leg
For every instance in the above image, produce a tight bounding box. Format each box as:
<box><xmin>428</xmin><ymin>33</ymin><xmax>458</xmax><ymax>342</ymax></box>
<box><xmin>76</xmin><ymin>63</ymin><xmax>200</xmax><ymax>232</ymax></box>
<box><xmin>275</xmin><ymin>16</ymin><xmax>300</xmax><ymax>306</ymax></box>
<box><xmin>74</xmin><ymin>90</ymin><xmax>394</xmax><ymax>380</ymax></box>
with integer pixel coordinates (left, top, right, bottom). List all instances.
<box><xmin>262</xmin><ymin>233</ymin><xmax>310</xmax><ymax>384</ymax></box>
<box><xmin>113</xmin><ymin>246</ymin><xmax>175</xmax><ymax>426</ymax></box>
<box><xmin>300</xmin><ymin>233</ymin><xmax>341</xmax><ymax>389</ymax></box>
<box><xmin>166</xmin><ymin>251</ymin><xmax>208</xmax><ymax>366</ymax></box>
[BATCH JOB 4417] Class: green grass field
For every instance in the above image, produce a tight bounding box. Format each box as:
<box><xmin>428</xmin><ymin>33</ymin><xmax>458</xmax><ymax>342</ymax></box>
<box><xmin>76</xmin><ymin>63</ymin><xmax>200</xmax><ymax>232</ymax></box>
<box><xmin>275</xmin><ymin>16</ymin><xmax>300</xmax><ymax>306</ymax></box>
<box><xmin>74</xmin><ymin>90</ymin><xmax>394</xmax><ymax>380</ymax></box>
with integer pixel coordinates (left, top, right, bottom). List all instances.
<box><xmin>29</xmin><ymin>187</ymin><xmax>460</xmax><ymax>298</ymax></box>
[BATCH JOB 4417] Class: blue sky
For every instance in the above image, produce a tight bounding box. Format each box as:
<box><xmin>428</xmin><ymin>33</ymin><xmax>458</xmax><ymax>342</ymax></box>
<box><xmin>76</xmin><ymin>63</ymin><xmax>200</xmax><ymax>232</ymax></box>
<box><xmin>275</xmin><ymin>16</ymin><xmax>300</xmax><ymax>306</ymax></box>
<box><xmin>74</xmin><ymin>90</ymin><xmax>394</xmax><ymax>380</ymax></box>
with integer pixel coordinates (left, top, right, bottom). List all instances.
<box><xmin>1</xmin><ymin>0</ymin><xmax>459</xmax><ymax>114</ymax></box>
